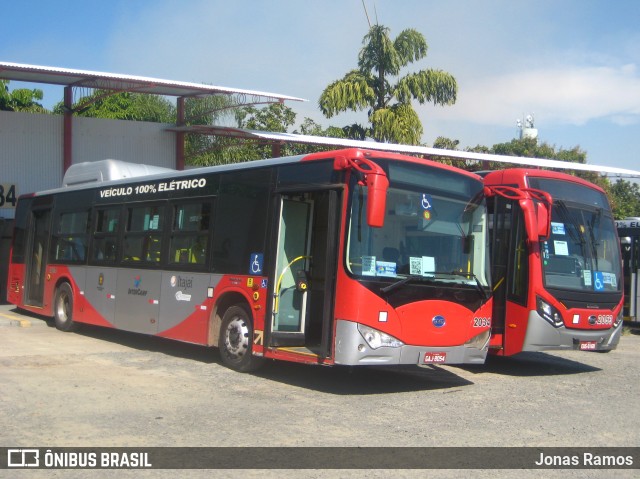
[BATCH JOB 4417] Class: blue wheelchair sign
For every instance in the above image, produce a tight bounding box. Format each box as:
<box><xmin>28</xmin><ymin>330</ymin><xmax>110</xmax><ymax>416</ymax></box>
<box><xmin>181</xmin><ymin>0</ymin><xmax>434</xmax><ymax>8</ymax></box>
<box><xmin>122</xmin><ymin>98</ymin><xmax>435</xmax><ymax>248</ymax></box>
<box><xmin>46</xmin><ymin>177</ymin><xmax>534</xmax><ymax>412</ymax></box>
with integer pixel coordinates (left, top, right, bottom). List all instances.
<box><xmin>593</xmin><ymin>271</ymin><xmax>604</xmax><ymax>291</ymax></box>
<box><xmin>249</xmin><ymin>253</ymin><xmax>264</xmax><ymax>275</ymax></box>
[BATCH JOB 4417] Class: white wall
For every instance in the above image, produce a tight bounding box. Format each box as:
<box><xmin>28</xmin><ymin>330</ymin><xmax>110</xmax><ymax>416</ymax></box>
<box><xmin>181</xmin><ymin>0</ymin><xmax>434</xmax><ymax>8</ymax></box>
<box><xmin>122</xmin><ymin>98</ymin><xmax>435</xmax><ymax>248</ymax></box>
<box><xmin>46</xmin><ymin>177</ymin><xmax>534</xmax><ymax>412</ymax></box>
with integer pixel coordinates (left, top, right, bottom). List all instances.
<box><xmin>0</xmin><ymin>111</ymin><xmax>176</xmax><ymax>219</ymax></box>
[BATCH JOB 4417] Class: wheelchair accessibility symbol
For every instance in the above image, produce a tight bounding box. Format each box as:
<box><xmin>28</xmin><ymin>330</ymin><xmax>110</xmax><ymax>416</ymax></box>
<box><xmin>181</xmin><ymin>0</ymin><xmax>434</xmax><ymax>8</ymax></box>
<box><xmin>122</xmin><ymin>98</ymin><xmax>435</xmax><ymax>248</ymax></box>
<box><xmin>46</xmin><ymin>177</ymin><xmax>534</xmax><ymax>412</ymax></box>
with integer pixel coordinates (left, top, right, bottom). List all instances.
<box><xmin>593</xmin><ymin>271</ymin><xmax>604</xmax><ymax>291</ymax></box>
<box><xmin>249</xmin><ymin>253</ymin><xmax>264</xmax><ymax>275</ymax></box>
<box><xmin>421</xmin><ymin>194</ymin><xmax>433</xmax><ymax>210</ymax></box>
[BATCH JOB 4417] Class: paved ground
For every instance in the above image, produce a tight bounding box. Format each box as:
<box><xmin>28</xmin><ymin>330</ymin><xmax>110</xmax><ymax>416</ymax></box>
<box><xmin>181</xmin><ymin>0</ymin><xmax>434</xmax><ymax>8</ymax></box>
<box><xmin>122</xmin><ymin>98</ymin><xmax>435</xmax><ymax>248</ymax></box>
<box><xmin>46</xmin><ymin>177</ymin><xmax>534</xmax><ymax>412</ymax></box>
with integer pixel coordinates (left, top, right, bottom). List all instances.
<box><xmin>1</xmin><ymin>304</ymin><xmax>638</xmax><ymax>478</ymax></box>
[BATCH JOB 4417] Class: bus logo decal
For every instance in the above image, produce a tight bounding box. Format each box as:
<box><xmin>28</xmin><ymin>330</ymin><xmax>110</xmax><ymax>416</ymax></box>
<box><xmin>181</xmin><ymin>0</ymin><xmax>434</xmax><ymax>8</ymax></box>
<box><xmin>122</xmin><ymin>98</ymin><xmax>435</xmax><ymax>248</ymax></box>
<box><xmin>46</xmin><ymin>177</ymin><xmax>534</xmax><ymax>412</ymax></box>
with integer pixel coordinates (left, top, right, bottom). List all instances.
<box><xmin>432</xmin><ymin>315</ymin><xmax>446</xmax><ymax>328</ymax></box>
<box><xmin>175</xmin><ymin>291</ymin><xmax>192</xmax><ymax>302</ymax></box>
<box><xmin>170</xmin><ymin>275</ymin><xmax>193</xmax><ymax>289</ymax></box>
<box><xmin>128</xmin><ymin>276</ymin><xmax>148</xmax><ymax>297</ymax></box>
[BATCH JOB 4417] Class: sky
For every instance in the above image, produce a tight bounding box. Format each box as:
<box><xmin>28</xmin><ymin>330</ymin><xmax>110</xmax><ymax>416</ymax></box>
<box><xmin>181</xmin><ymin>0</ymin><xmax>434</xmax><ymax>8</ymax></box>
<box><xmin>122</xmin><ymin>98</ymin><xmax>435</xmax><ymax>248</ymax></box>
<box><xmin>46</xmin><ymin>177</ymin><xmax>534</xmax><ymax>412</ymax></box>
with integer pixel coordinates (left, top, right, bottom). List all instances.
<box><xmin>2</xmin><ymin>0</ymin><xmax>640</xmax><ymax>175</ymax></box>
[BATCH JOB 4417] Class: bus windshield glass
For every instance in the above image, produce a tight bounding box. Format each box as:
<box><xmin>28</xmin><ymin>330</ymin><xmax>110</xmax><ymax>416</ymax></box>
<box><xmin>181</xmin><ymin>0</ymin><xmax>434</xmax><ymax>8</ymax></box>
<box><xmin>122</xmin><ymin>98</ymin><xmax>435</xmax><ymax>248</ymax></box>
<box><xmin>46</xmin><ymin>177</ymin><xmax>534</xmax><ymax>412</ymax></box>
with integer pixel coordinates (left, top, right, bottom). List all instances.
<box><xmin>346</xmin><ymin>161</ymin><xmax>489</xmax><ymax>288</ymax></box>
<box><xmin>529</xmin><ymin>177</ymin><xmax>622</xmax><ymax>293</ymax></box>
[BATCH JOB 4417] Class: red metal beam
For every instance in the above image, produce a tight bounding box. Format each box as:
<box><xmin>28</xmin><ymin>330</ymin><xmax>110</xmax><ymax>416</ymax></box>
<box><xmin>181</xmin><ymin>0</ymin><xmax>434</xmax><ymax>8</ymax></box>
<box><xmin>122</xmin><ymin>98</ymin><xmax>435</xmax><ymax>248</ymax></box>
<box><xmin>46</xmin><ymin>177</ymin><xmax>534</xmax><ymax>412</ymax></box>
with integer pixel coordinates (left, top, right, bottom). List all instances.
<box><xmin>63</xmin><ymin>86</ymin><xmax>73</xmax><ymax>173</ymax></box>
<box><xmin>175</xmin><ymin>97</ymin><xmax>185</xmax><ymax>170</ymax></box>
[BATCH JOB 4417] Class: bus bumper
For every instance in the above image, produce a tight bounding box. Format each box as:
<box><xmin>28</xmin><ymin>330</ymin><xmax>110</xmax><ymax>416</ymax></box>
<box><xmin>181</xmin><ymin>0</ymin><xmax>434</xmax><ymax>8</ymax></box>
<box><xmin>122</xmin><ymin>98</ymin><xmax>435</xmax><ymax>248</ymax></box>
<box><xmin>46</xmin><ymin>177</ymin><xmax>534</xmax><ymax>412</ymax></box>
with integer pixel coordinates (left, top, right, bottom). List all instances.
<box><xmin>333</xmin><ymin>320</ymin><xmax>488</xmax><ymax>366</ymax></box>
<box><xmin>522</xmin><ymin>311</ymin><xmax>622</xmax><ymax>352</ymax></box>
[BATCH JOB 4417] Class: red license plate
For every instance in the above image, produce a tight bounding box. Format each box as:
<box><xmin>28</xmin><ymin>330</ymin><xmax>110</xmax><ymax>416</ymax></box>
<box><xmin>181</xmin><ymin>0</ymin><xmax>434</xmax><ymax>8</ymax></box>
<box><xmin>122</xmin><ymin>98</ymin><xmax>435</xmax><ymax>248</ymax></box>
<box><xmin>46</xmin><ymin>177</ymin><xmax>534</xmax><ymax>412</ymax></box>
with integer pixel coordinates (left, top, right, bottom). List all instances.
<box><xmin>423</xmin><ymin>352</ymin><xmax>447</xmax><ymax>363</ymax></box>
<box><xmin>579</xmin><ymin>341</ymin><xmax>597</xmax><ymax>351</ymax></box>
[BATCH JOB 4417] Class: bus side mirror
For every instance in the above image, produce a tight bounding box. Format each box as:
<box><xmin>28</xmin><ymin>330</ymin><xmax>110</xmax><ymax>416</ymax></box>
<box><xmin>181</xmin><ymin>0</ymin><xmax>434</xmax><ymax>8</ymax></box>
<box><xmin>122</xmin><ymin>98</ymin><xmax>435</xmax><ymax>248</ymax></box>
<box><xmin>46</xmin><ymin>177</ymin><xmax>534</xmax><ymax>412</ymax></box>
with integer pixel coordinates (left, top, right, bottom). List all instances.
<box><xmin>520</xmin><ymin>198</ymin><xmax>551</xmax><ymax>242</ymax></box>
<box><xmin>334</xmin><ymin>154</ymin><xmax>389</xmax><ymax>228</ymax></box>
<box><xmin>366</xmin><ymin>173</ymin><xmax>389</xmax><ymax>228</ymax></box>
<box><xmin>536</xmin><ymin>202</ymin><xmax>550</xmax><ymax>240</ymax></box>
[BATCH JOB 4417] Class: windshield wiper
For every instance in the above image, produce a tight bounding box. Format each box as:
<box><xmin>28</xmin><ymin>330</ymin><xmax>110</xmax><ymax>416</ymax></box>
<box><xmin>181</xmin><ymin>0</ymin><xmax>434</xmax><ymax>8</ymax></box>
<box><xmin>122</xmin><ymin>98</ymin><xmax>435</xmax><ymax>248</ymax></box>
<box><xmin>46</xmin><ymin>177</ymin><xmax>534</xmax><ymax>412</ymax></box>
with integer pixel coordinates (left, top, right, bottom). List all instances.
<box><xmin>380</xmin><ymin>275</ymin><xmax>423</xmax><ymax>294</ymax></box>
<box><xmin>587</xmin><ymin>208</ymin><xmax>602</xmax><ymax>270</ymax></box>
<box><xmin>555</xmin><ymin>200</ymin><xmax>586</xmax><ymax>247</ymax></box>
<box><xmin>450</xmin><ymin>271</ymin><xmax>488</xmax><ymax>300</ymax></box>
<box><xmin>379</xmin><ymin>271</ymin><xmax>488</xmax><ymax>299</ymax></box>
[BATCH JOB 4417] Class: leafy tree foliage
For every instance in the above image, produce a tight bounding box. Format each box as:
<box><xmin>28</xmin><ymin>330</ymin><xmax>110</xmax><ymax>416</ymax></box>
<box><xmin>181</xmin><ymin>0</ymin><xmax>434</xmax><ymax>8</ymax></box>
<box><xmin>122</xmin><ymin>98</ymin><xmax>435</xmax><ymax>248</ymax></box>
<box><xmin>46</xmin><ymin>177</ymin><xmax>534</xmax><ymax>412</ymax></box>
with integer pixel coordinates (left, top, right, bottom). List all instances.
<box><xmin>434</xmin><ymin>136</ymin><xmax>640</xmax><ymax>218</ymax></box>
<box><xmin>319</xmin><ymin>24</ymin><xmax>457</xmax><ymax>145</ymax></box>
<box><xmin>188</xmin><ymin>103</ymin><xmax>344</xmax><ymax>166</ymax></box>
<box><xmin>609</xmin><ymin>179</ymin><xmax>640</xmax><ymax>219</ymax></box>
<box><xmin>0</xmin><ymin>80</ymin><xmax>47</xmax><ymax>113</ymax></box>
<box><xmin>53</xmin><ymin>90</ymin><xmax>175</xmax><ymax>122</ymax></box>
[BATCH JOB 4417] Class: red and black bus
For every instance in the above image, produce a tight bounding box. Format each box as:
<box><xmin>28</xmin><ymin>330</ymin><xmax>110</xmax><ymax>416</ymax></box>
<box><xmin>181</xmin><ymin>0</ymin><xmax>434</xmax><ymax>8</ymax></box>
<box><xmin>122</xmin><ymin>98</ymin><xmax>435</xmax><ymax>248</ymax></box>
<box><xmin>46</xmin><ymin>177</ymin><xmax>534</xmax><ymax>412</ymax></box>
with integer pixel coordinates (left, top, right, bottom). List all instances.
<box><xmin>483</xmin><ymin>168</ymin><xmax>623</xmax><ymax>355</ymax></box>
<box><xmin>8</xmin><ymin>148</ymin><xmax>495</xmax><ymax>371</ymax></box>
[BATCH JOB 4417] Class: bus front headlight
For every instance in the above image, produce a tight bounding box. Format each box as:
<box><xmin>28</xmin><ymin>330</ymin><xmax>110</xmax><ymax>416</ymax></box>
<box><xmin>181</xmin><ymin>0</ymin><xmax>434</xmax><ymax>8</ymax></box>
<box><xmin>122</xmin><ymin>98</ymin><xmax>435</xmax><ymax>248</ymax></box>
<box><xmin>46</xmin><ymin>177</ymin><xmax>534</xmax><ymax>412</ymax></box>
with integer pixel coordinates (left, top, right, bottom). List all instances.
<box><xmin>613</xmin><ymin>309</ymin><xmax>623</xmax><ymax>328</ymax></box>
<box><xmin>536</xmin><ymin>296</ymin><xmax>564</xmax><ymax>328</ymax></box>
<box><xmin>357</xmin><ymin>324</ymin><xmax>404</xmax><ymax>349</ymax></box>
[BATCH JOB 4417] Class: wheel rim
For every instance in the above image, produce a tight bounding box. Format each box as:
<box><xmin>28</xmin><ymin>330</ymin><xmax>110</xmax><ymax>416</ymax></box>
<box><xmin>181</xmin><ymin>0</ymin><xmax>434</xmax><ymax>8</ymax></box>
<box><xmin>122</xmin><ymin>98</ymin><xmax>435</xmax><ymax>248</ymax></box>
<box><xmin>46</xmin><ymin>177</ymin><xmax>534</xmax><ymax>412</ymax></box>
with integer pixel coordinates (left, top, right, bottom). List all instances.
<box><xmin>56</xmin><ymin>290</ymin><xmax>70</xmax><ymax>322</ymax></box>
<box><xmin>224</xmin><ymin>315</ymin><xmax>250</xmax><ymax>360</ymax></box>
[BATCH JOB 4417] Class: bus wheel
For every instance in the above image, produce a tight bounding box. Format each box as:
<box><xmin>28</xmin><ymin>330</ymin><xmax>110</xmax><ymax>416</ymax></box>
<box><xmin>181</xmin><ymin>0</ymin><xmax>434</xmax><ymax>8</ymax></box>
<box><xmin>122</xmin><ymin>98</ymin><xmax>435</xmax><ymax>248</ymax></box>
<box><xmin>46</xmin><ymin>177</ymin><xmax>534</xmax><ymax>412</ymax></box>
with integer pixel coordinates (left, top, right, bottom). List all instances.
<box><xmin>53</xmin><ymin>282</ymin><xmax>79</xmax><ymax>332</ymax></box>
<box><xmin>218</xmin><ymin>305</ymin><xmax>264</xmax><ymax>372</ymax></box>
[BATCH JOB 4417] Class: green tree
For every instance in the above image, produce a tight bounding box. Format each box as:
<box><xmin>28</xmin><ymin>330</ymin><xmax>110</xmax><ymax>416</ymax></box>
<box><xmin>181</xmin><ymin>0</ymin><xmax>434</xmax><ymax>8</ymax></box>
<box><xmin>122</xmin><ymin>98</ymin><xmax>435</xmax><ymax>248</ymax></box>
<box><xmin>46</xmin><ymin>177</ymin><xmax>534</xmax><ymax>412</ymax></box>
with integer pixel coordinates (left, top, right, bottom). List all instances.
<box><xmin>609</xmin><ymin>179</ymin><xmax>640</xmax><ymax>219</ymax></box>
<box><xmin>53</xmin><ymin>90</ymin><xmax>175</xmax><ymax>122</ymax></box>
<box><xmin>0</xmin><ymin>80</ymin><xmax>48</xmax><ymax>113</ymax></box>
<box><xmin>319</xmin><ymin>24</ymin><xmax>457</xmax><ymax>145</ymax></box>
<box><xmin>433</xmin><ymin>136</ymin><xmax>640</xmax><ymax>218</ymax></box>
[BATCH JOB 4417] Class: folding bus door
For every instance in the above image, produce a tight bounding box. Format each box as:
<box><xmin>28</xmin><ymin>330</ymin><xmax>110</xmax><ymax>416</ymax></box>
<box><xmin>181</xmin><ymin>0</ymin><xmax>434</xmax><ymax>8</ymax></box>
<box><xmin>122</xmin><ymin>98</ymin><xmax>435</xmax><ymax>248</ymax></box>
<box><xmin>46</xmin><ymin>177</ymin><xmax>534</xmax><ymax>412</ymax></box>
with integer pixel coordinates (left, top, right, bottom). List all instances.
<box><xmin>269</xmin><ymin>190</ymin><xmax>339</xmax><ymax>358</ymax></box>
<box><xmin>24</xmin><ymin>205</ymin><xmax>52</xmax><ymax>308</ymax></box>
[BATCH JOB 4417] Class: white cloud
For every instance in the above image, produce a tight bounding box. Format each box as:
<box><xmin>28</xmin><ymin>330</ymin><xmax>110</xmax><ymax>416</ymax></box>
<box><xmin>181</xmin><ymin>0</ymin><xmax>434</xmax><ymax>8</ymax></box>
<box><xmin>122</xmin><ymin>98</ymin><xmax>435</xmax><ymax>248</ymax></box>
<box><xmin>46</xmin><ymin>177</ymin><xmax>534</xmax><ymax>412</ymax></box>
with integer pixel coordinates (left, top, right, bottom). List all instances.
<box><xmin>425</xmin><ymin>63</ymin><xmax>640</xmax><ymax>127</ymax></box>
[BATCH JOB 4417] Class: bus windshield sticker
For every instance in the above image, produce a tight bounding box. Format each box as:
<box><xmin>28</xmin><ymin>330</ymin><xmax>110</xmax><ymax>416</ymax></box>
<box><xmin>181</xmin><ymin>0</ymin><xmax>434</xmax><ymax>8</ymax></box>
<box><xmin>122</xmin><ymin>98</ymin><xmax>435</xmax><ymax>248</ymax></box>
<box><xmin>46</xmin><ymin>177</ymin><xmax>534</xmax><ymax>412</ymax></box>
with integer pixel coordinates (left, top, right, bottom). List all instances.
<box><xmin>376</xmin><ymin>261</ymin><xmax>397</xmax><ymax>277</ymax></box>
<box><xmin>421</xmin><ymin>194</ymin><xmax>433</xmax><ymax>210</ymax></box>
<box><xmin>583</xmin><ymin>269</ymin><xmax>592</xmax><ymax>286</ymax></box>
<box><xmin>249</xmin><ymin>253</ymin><xmax>263</xmax><ymax>275</ymax></box>
<box><xmin>554</xmin><ymin>240</ymin><xmax>569</xmax><ymax>256</ymax></box>
<box><xmin>603</xmin><ymin>272</ymin><xmax>617</xmax><ymax>287</ymax></box>
<box><xmin>409</xmin><ymin>256</ymin><xmax>435</xmax><ymax>276</ymax></box>
<box><xmin>362</xmin><ymin>256</ymin><xmax>376</xmax><ymax>276</ymax></box>
<box><xmin>551</xmin><ymin>222</ymin><xmax>565</xmax><ymax>235</ymax></box>
<box><xmin>593</xmin><ymin>271</ymin><xmax>605</xmax><ymax>291</ymax></box>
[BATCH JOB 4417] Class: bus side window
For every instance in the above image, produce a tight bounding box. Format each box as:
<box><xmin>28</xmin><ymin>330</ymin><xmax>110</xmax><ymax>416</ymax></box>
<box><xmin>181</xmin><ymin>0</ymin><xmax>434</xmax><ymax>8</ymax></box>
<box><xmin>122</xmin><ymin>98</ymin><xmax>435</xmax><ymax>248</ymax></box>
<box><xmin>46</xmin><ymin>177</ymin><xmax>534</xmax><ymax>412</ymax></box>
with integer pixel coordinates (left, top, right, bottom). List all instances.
<box><xmin>123</xmin><ymin>204</ymin><xmax>165</xmax><ymax>264</ymax></box>
<box><xmin>169</xmin><ymin>202</ymin><xmax>211</xmax><ymax>267</ymax></box>
<box><xmin>92</xmin><ymin>207</ymin><xmax>121</xmax><ymax>264</ymax></box>
<box><xmin>52</xmin><ymin>210</ymin><xmax>89</xmax><ymax>263</ymax></box>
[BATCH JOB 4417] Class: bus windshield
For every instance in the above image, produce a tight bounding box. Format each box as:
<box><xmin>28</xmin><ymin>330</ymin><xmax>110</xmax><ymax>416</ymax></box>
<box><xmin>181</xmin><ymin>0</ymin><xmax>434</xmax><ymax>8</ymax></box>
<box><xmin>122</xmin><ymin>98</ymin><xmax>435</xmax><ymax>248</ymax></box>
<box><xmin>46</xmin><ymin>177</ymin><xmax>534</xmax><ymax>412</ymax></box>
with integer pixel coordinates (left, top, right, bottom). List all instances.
<box><xmin>527</xmin><ymin>177</ymin><xmax>622</xmax><ymax>294</ymax></box>
<box><xmin>346</xmin><ymin>161</ymin><xmax>489</xmax><ymax>288</ymax></box>
<box><xmin>542</xmin><ymin>200</ymin><xmax>622</xmax><ymax>293</ymax></box>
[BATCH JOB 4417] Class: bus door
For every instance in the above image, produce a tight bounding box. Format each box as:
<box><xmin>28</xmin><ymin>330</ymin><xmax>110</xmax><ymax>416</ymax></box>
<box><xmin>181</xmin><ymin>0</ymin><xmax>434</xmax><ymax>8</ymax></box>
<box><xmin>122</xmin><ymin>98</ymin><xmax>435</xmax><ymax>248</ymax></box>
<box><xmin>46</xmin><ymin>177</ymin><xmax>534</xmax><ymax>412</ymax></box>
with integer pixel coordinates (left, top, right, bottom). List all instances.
<box><xmin>24</xmin><ymin>201</ymin><xmax>53</xmax><ymax>308</ymax></box>
<box><xmin>489</xmin><ymin>196</ymin><xmax>530</xmax><ymax>354</ymax></box>
<box><xmin>620</xmin><ymin>231</ymin><xmax>640</xmax><ymax>321</ymax></box>
<box><xmin>269</xmin><ymin>190</ymin><xmax>340</xmax><ymax>358</ymax></box>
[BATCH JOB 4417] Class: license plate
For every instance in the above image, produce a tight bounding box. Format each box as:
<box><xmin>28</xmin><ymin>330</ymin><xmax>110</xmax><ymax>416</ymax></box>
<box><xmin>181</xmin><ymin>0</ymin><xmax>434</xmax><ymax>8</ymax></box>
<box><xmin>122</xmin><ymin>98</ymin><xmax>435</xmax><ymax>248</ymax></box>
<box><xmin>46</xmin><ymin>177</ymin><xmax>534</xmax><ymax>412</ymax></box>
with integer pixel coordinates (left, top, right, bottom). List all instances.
<box><xmin>579</xmin><ymin>341</ymin><xmax>597</xmax><ymax>351</ymax></box>
<box><xmin>423</xmin><ymin>352</ymin><xmax>447</xmax><ymax>363</ymax></box>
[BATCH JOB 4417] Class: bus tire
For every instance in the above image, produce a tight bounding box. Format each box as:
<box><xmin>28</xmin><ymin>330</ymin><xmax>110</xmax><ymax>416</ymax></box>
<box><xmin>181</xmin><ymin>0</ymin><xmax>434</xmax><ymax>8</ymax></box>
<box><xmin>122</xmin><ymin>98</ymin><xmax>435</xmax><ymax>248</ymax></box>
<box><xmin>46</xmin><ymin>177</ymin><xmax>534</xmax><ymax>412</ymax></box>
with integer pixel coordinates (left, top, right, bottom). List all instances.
<box><xmin>218</xmin><ymin>304</ymin><xmax>263</xmax><ymax>372</ymax></box>
<box><xmin>53</xmin><ymin>282</ymin><xmax>79</xmax><ymax>332</ymax></box>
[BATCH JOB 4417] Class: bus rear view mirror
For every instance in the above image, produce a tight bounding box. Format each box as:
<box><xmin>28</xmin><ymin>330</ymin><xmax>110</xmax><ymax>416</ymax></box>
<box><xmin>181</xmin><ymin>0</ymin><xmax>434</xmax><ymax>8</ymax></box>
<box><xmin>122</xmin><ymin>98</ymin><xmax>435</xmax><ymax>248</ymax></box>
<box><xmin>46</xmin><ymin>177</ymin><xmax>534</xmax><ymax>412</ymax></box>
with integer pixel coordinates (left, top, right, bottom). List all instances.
<box><xmin>366</xmin><ymin>173</ymin><xmax>389</xmax><ymax>228</ymax></box>
<box><xmin>536</xmin><ymin>202</ymin><xmax>550</xmax><ymax>239</ymax></box>
<box><xmin>334</xmin><ymin>154</ymin><xmax>389</xmax><ymax>228</ymax></box>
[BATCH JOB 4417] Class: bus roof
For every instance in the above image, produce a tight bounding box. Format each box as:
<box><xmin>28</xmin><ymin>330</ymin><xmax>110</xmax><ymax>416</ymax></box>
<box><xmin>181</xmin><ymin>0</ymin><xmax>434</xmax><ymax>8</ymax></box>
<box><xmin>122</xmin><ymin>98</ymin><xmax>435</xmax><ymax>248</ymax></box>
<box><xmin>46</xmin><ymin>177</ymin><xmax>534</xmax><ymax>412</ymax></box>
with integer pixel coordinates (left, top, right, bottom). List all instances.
<box><xmin>26</xmin><ymin>148</ymin><xmax>484</xmax><ymax>198</ymax></box>
<box><xmin>482</xmin><ymin>167</ymin><xmax>607</xmax><ymax>193</ymax></box>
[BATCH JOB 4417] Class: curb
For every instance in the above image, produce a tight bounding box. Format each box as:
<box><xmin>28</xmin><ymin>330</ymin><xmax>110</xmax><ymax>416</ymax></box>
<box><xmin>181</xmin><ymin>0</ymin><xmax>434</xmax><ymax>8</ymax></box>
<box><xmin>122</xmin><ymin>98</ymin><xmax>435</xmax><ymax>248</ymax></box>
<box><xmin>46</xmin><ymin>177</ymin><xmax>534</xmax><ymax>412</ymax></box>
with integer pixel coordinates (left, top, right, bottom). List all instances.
<box><xmin>0</xmin><ymin>310</ymin><xmax>34</xmax><ymax>328</ymax></box>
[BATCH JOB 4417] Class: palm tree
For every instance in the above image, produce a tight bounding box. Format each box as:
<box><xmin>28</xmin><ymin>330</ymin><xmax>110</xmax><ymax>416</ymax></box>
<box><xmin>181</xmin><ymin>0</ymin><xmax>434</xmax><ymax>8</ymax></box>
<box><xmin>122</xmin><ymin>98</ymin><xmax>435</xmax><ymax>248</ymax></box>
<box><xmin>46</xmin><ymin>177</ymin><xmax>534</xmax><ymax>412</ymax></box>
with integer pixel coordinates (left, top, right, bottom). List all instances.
<box><xmin>319</xmin><ymin>24</ymin><xmax>457</xmax><ymax>145</ymax></box>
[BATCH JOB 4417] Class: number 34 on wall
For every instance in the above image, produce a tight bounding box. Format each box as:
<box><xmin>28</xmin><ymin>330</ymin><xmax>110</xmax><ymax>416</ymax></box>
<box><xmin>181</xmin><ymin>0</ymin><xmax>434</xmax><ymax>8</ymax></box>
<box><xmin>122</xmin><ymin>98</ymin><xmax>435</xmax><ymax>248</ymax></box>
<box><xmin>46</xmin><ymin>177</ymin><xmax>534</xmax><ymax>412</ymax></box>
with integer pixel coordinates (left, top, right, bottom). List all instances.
<box><xmin>0</xmin><ymin>184</ymin><xmax>17</xmax><ymax>208</ymax></box>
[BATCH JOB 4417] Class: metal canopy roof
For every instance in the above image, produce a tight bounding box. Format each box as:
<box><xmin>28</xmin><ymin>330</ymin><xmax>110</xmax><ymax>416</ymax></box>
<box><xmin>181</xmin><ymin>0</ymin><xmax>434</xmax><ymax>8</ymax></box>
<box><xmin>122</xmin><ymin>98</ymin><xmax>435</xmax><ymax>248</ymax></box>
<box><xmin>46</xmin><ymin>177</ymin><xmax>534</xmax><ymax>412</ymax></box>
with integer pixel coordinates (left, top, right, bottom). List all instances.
<box><xmin>0</xmin><ymin>61</ymin><xmax>306</xmax><ymax>102</ymax></box>
<box><xmin>172</xmin><ymin>125</ymin><xmax>640</xmax><ymax>178</ymax></box>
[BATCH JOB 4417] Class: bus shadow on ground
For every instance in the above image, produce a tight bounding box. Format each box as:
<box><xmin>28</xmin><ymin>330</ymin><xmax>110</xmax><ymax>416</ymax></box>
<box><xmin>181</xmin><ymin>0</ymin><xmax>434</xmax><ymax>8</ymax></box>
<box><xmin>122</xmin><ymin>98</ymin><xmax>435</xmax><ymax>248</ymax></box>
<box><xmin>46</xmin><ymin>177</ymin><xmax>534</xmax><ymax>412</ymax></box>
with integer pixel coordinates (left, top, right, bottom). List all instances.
<box><xmin>452</xmin><ymin>351</ymin><xmax>601</xmax><ymax>377</ymax></box>
<box><xmin>55</xmin><ymin>321</ymin><xmax>221</xmax><ymax>364</ymax></box>
<box><xmin>36</xmin><ymin>318</ymin><xmax>473</xmax><ymax>394</ymax></box>
<box><xmin>253</xmin><ymin>362</ymin><xmax>474</xmax><ymax>395</ymax></box>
